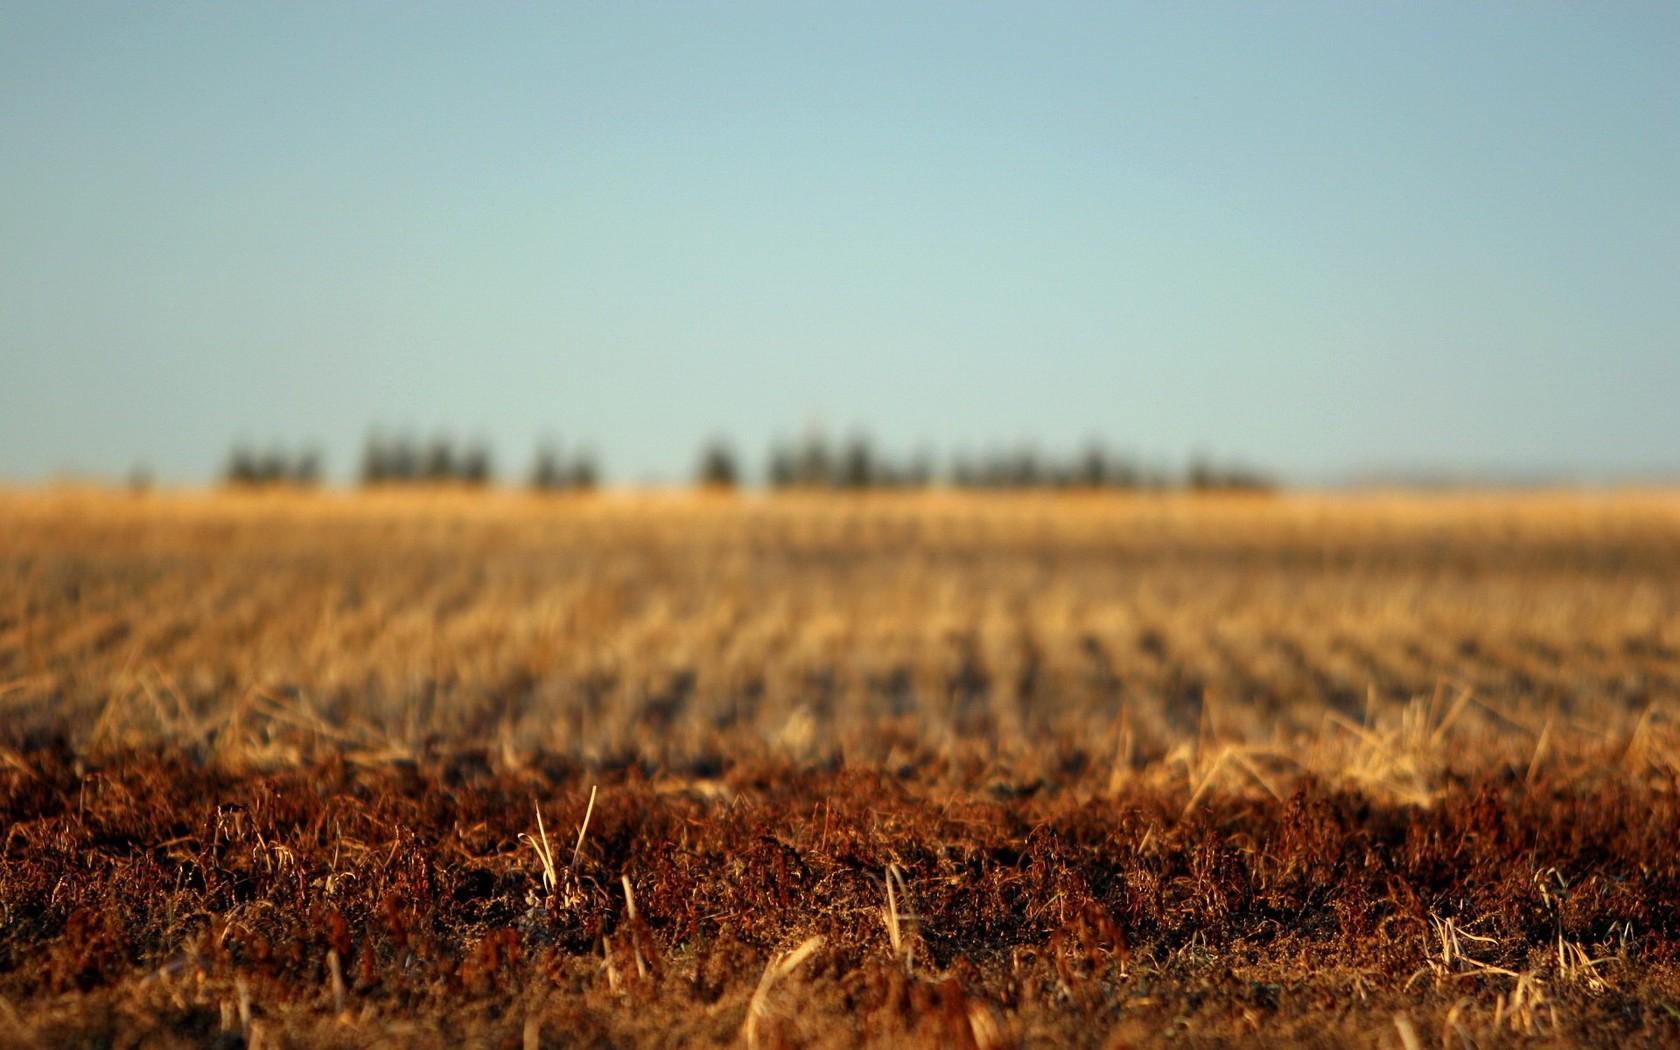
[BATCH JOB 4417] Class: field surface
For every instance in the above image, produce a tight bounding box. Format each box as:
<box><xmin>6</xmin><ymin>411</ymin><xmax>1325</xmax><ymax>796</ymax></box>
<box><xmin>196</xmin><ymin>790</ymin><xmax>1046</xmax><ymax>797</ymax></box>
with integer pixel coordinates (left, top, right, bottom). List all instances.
<box><xmin>3</xmin><ymin>489</ymin><xmax>1680</xmax><ymax>1047</ymax></box>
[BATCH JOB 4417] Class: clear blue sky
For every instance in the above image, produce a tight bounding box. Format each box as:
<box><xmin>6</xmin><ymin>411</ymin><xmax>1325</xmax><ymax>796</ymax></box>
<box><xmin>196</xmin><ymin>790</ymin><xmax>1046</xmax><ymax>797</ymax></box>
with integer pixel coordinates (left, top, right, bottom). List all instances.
<box><xmin>3</xmin><ymin>3</ymin><xmax>1677</xmax><ymax>485</ymax></box>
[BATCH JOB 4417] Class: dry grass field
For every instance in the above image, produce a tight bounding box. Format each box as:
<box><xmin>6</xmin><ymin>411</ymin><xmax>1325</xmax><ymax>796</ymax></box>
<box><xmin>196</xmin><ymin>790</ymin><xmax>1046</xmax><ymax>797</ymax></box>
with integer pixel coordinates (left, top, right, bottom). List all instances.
<box><xmin>3</xmin><ymin>488</ymin><xmax>1680</xmax><ymax>1047</ymax></box>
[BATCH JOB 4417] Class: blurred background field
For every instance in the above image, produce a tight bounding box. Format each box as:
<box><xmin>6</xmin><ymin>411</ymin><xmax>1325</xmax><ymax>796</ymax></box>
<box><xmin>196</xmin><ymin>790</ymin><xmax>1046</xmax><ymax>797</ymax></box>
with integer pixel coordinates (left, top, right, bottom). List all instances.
<box><xmin>6</xmin><ymin>488</ymin><xmax>1677</xmax><ymax>796</ymax></box>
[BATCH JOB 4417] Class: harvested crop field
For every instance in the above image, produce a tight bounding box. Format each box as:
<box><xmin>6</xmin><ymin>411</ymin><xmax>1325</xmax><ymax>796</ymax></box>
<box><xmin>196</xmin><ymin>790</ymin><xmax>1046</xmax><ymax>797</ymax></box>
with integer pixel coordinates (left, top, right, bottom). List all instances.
<box><xmin>3</xmin><ymin>489</ymin><xmax>1680</xmax><ymax>1047</ymax></box>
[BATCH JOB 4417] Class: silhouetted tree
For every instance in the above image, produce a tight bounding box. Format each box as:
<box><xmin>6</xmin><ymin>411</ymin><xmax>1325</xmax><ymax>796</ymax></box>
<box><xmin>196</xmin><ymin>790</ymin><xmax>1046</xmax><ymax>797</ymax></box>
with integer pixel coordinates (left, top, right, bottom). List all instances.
<box><xmin>531</xmin><ymin>443</ymin><xmax>566</xmax><ymax>491</ymax></box>
<box><xmin>224</xmin><ymin>445</ymin><xmax>260</xmax><ymax>487</ymax></box>
<box><xmin>292</xmin><ymin>448</ymin><xmax>322</xmax><ymax>486</ymax></box>
<box><xmin>254</xmin><ymin>447</ymin><xmax>288</xmax><ymax>485</ymax></box>
<box><xmin>423</xmin><ymin>437</ymin><xmax>458</xmax><ymax>483</ymax></box>
<box><xmin>1109</xmin><ymin>457</ymin><xmax>1140</xmax><ymax>489</ymax></box>
<box><xmin>950</xmin><ymin>454</ymin><xmax>979</xmax><ymax>489</ymax></box>
<box><xmin>360</xmin><ymin>434</ymin><xmax>390</xmax><ymax>486</ymax></box>
<box><xmin>696</xmin><ymin>440</ymin><xmax>738</xmax><ymax>489</ymax></box>
<box><xmin>1188</xmin><ymin>454</ymin><xmax>1273</xmax><ymax>493</ymax></box>
<box><xmin>460</xmin><ymin>442</ymin><xmax>493</xmax><ymax>486</ymax></box>
<box><xmin>385</xmin><ymin>435</ymin><xmax>420</xmax><ymax>483</ymax></box>
<box><xmin>530</xmin><ymin>442</ymin><xmax>599</xmax><ymax>492</ymax></box>
<box><xmin>1008</xmin><ymin>448</ymin><xmax>1042</xmax><ymax>488</ymax></box>
<box><xmin>795</xmin><ymin>433</ymin><xmax>834</xmax><ymax>487</ymax></box>
<box><xmin>1188</xmin><ymin>455</ymin><xmax>1216</xmax><ymax>492</ymax></box>
<box><xmin>902</xmin><ymin>450</ymin><xmax>934</xmax><ymax>489</ymax></box>
<box><xmin>767</xmin><ymin>441</ymin><xmax>799</xmax><ymax>489</ymax></box>
<box><xmin>839</xmin><ymin>436</ymin><xmax>877</xmax><ymax>490</ymax></box>
<box><xmin>1077</xmin><ymin>443</ymin><xmax>1110</xmax><ymax>488</ymax></box>
<box><xmin>568</xmin><ymin>448</ymin><xmax>599</xmax><ymax>491</ymax></box>
<box><xmin>225</xmin><ymin>443</ymin><xmax>321</xmax><ymax>488</ymax></box>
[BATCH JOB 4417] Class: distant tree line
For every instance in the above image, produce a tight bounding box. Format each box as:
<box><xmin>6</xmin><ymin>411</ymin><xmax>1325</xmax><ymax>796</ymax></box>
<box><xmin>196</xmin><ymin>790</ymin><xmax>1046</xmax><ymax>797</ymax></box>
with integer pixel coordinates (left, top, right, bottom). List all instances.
<box><xmin>223</xmin><ymin>432</ymin><xmax>1273</xmax><ymax>493</ymax></box>
<box><xmin>705</xmin><ymin>434</ymin><xmax>1272</xmax><ymax>493</ymax></box>
<box><xmin>222</xmin><ymin>444</ymin><xmax>322</xmax><ymax>488</ymax></box>
<box><xmin>1185</xmin><ymin>456</ymin><xmax>1273</xmax><ymax>493</ymax></box>
<box><xmin>223</xmin><ymin>433</ymin><xmax>602</xmax><ymax>491</ymax></box>
<box><xmin>529</xmin><ymin>441</ymin><xmax>599</xmax><ymax>492</ymax></box>
<box><xmin>359</xmin><ymin>434</ymin><xmax>495</xmax><ymax>487</ymax></box>
<box><xmin>761</xmin><ymin>434</ymin><xmax>936</xmax><ymax>491</ymax></box>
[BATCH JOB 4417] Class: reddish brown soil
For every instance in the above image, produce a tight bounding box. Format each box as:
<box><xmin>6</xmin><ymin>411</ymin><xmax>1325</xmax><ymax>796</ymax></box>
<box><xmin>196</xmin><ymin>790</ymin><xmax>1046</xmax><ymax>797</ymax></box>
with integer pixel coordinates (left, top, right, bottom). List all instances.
<box><xmin>3</xmin><ymin>745</ymin><xmax>1678</xmax><ymax>1048</ymax></box>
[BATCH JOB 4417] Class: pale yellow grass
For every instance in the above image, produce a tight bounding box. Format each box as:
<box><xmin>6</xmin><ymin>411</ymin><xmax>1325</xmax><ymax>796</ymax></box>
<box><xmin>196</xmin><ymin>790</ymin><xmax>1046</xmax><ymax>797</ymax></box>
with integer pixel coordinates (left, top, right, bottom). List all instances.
<box><xmin>2</xmin><ymin>487</ymin><xmax>1677</xmax><ymax>800</ymax></box>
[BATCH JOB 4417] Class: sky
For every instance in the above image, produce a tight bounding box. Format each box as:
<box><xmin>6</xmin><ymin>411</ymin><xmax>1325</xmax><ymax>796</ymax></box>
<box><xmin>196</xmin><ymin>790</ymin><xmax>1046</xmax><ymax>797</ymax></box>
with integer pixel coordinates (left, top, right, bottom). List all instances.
<box><xmin>2</xmin><ymin>3</ymin><xmax>1677</xmax><ymax>486</ymax></box>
